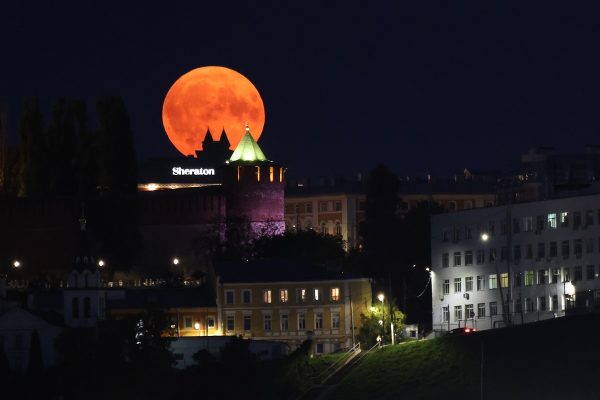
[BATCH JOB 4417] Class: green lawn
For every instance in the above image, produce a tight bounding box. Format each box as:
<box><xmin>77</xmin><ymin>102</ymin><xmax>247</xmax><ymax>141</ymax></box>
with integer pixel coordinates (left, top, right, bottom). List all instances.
<box><xmin>329</xmin><ymin>312</ymin><xmax>600</xmax><ymax>400</ymax></box>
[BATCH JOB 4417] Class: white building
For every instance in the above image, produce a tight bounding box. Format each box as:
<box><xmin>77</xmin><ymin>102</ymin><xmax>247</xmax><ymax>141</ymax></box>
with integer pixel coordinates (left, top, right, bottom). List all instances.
<box><xmin>431</xmin><ymin>193</ymin><xmax>600</xmax><ymax>333</ymax></box>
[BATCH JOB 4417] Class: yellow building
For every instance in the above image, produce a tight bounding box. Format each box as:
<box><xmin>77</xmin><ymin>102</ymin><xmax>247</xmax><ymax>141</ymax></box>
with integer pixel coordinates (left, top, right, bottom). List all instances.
<box><xmin>216</xmin><ymin>260</ymin><xmax>372</xmax><ymax>354</ymax></box>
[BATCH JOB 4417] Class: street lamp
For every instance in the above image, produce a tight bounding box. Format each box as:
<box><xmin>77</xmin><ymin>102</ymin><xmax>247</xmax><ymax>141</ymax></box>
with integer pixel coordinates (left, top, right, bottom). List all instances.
<box><xmin>172</xmin><ymin>258</ymin><xmax>180</xmax><ymax>266</ymax></box>
<box><xmin>377</xmin><ymin>293</ymin><xmax>395</xmax><ymax>345</ymax></box>
<box><xmin>13</xmin><ymin>260</ymin><xmax>21</xmax><ymax>268</ymax></box>
<box><xmin>480</xmin><ymin>233</ymin><xmax>489</xmax><ymax>242</ymax></box>
<box><xmin>98</xmin><ymin>259</ymin><xmax>105</xmax><ymax>267</ymax></box>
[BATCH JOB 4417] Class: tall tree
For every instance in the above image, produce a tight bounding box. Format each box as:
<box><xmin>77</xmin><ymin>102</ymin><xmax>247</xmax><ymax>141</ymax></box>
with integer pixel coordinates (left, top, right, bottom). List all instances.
<box><xmin>94</xmin><ymin>97</ymin><xmax>140</xmax><ymax>271</ymax></box>
<box><xmin>18</xmin><ymin>97</ymin><xmax>48</xmax><ymax>196</ymax></box>
<box><xmin>27</xmin><ymin>329</ymin><xmax>43</xmax><ymax>375</ymax></box>
<box><xmin>46</xmin><ymin>98</ymin><xmax>78</xmax><ymax>196</ymax></box>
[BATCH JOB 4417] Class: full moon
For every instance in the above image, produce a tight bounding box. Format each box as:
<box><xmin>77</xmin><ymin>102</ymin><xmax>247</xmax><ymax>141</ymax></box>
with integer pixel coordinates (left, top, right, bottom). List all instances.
<box><xmin>162</xmin><ymin>66</ymin><xmax>265</xmax><ymax>156</ymax></box>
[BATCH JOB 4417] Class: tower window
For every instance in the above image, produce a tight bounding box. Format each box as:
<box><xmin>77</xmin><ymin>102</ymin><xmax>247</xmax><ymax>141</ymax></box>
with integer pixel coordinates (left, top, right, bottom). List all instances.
<box><xmin>256</xmin><ymin>166</ymin><xmax>260</xmax><ymax>182</ymax></box>
<box><xmin>269</xmin><ymin>166</ymin><xmax>274</xmax><ymax>182</ymax></box>
<box><xmin>279</xmin><ymin>168</ymin><xmax>283</xmax><ymax>182</ymax></box>
<box><xmin>237</xmin><ymin>166</ymin><xmax>241</xmax><ymax>182</ymax></box>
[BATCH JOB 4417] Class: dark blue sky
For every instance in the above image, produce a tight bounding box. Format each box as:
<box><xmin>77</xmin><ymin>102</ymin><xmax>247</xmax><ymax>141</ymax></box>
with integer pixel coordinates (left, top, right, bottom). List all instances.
<box><xmin>1</xmin><ymin>1</ymin><xmax>599</xmax><ymax>179</ymax></box>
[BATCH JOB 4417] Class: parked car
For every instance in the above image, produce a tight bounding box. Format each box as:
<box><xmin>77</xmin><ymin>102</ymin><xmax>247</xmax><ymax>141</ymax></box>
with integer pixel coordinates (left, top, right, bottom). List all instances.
<box><xmin>445</xmin><ymin>327</ymin><xmax>477</xmax><ymax>336</ymax></box>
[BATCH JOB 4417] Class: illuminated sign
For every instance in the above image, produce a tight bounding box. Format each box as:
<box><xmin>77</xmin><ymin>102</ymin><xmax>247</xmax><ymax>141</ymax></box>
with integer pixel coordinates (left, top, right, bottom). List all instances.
<box><xmin>172</xmin><ymin>167</ymin><xmax>215</xmax><ymax>176</ymax></box>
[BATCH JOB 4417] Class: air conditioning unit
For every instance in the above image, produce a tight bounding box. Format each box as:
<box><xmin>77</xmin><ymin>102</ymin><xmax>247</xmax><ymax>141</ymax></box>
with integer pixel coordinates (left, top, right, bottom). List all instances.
<box><xmin>463</xmin><ymin>293</ymin><xmax>470</xmax><ymax>299</ymax></box>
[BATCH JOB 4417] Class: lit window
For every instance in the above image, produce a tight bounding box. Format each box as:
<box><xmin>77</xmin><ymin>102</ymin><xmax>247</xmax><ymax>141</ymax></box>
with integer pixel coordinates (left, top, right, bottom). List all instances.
<box><xmin>313</xmin><ymin>288</ymin><xmax>320</xmax><ymax>301</ymax></box>
<box><xmin>207</xmin><ymin>316</ymin><xmax>215</xmax><ymax>329</ymax></box>
<box><xmin>269</xmin><ymin>166</ymin><xmax>274</xmax><ymax>182</ymax></box>
<box><xmin>330</xmin><ymin>287</ymin><xmax>340</xmax><ymax>301</ymax></box>
<box><xmin>280</xmin><ymin>289</ymin><xmax>289</xmax><ymax>303</ymax></box>
<box><xmin>500</xmin><ymin>273</ymin><xmax>509</xmax><ymax>288</ymax></box>
<box><xmin>263</xmin><ymin>289</ymin><xmax>272</xmax><ymax>304</ymax></box>
<box><xmin>255</xmin><ymin>166</ymin><xmax>261</xmax><ymax>182</ymax></box>
<box><xmin>488</xmin><ymin>274</ymin><xmax>498</xmax><ymax>289</ymax></box>
<box><xmin>524</xmin><ymin>270</ymin><xmax>534</xmax><ymax>286</ymax></box>
<box><xmin>560</xmin><ymin>212</ymin><xmax>569</xmax><ymax>227</ymax></box>
<box><xmin>298</xmin><ymin>288</ymin><xmax>307</xmax><ymax>303</ymax></box>
<box><xmin>548</xmin><ymin>213</ymin><xmax>557</xmax><ymax>229</ymax></box>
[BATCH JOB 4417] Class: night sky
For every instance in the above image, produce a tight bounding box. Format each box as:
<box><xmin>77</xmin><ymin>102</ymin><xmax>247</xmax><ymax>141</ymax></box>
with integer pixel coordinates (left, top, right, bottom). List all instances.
<box><xmin>1</xmin><ymin>1</ymin><xmax>600</xmax><ymax>179</ymax></box>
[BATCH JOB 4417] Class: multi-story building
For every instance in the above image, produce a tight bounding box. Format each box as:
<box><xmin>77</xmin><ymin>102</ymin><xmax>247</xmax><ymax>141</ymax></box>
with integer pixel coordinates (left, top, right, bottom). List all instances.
<box><xmin>285</xmin><ymin>173</ymin><xmax>496</xmax><ymax>249</ymax></box>
<box><xmin>216</xmin><ymin>260</ymin><xmax>372</xmax><ymax>354</ymax></box>
<box><xmin>431</xmin><ymin>193</ymin><xmax>600</xmax><ymax>333</ymax></box>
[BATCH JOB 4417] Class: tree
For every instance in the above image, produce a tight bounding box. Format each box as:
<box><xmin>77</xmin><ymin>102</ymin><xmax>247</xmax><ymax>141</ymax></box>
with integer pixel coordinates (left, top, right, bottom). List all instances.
<box><xmin>357</xmin><ymin>302</ymin><xmax>405</xmax><ymax>347</ymax></box>
<box><xmin>27</xmin><ymin>329</ymin><xmax>43</xmax><ymax>375</ymax></box>
<box><xmin>18</xmin><ymin>97</ymin><xmax>48</xmax><ymax>196</ymax></box>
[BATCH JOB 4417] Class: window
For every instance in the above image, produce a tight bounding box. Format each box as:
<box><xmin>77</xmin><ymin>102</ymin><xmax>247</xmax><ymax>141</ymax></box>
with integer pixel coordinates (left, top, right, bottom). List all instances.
<box><xmin>551</xmin><ymin>295</ymin><xmax>558</xmax><ymax>311</ymax></box>
<box><xmin>586</xmin><ymin>210</ymin><xmax>594</xmax><ymax>226</ymax></box>
<box><xmin>552</xmin><ymin>268</ymin><xmax>560</xmax><ymax>284</ymax></box>
<box><xmin>243</xmin><ymin>315</ymin><xmax>252</xmax><ymax>331</ymax></box>
<box><xmin>490</xmin><ymin>221</ymin><xmax>496</xmax><ymax>236</ymax></box>
<box><xmin>574</xmin><ymin>239</ymin><xmax>583</xmax><ymax>258</ymax></box>
<box><xmin>537</xmin><ymin>243</ymin><xmax>545</xmax><ymax>259</ymax></box>
<box><xmin>442</xmin><ymin>230</ymin><xmax>449</xmax><ymax>242</ymax></box>
<box><xmin>489</xmin><ymin>302</ymin><xmax>498</xmax><ymax>316</ymax></box>
<box><xmin>524</xmin><ymin>270</ymin><xmax>534</xmax><ymax>286</ymax></box>
<box><xmin>477</xmin><ymin>276</ymin><xmax>485</xmax><ymax>291</ymax></box>
<box><xmin>561</xmin><ymin>240</ymin><xmax>570</xmax><ymax>258</ymax></box>
<box><xmin>442</xmin><ymin>253</ymin><xmax>449</xmax><ymax>268</ymax></box>
<box><xmin>525</xmin><ymin>297</ymin><xmax>534</xmax><ymax>313</ymax></box>
<box><xmin>443</xmin><ymin>279</ymin><xmax>450</xmax><ymax>295</ymax></box>
<box><xmin>476</xmin><ymin>250</ymin><xmax>484</xmax><ymax>264</ymax></box>
<box><xmin>225</xmin><ymin>290</ymin><xmax>235</xmax><ymax>305</ymax></box>
<box><xmin>500</xmin><ymin>273</ymin><xmax>509</xmax><ymax>288</ymax></box>
<box><xmin>548</xmin><ymin>213</ymin><xmax>557</xmax><ymax>229</ymax></box>
<box><xmin>573</xmin><ymin>212</ymin><xmax>582</xmax><ymax>228</ymax></box>
<box><xmin>442</xmin><ymin>306</ymin><xmax>449</xmax><ymax>322</ymax></box>
<box><xmin>538</xmin><ymin>296</ymin><xmax>547</xmax><ymax>311</ymax></box>
<box><xmin>334</xmin><ymin>201</ymin><xmax>342</xmax><ymax>211</ymax></box>
<box><xmin>466</xmin><ymin>227</ymin><xmax>472</xmax><ymax>239</ymax></box>
<box><xmin>563</xmin><ymin>267</ymin><xmax>570</xmax><ymax>282</ymax></box>
<box><xmin>454</xmin><ymin>278</ymin><xmax>462</xmax><ymax>293</ymax></box>
<box><xmin>313</xmin><ymin>288</ymin><xmax>321</xmax><ymax>302</ymax></box>
<box><xmin>319</xmin><ymin>202</ymin><xmax>328</xmax><ymax>212</ymax></box>
<box><xmin>454</xmin><ymin>305</ymin><xmax>463</xmax><ymax>321</ymax></box>
<box><xmin>316</xmin><ymin>343</ymin><xmax>324</xmax><ymax>354</ymax></box>
<box><xmin>550</xmin><ymin>241</ymin><xmax>557</xmax><ymax>257</ymax></box>
<box><xmin>315</xmin><ymin>312</ymin><xmax>323</xmax><ymax>329</ymax></box>
<box><xmin>523</xmin><ymin>216</ymin><xmax>533</xmax><ymax>232</ymax></box>
<box><xmin>526</xmin><ymin>244</ymin><xmax>533</xmax><ymax>259</ymax></box>
<box><xmin>465</xmin><ymin>277</ymin><xmax>473</xmax><ymax>292</ymax></box>
<box><xmin>184</xmin><ymin>316</ymin><xmax>193</xmax><ymax>329</ymax></box>
<box><xmin>448</xmin><ymin>201</ymin><xmax>457</xmax><ymax>211</ymax></box>
<box><xmin>574</xmin><ymin>266</ymin><xmax>583</xmax><ymax>282</ymax></box>
<box><xmin>298</xmin><ymin>313</ymin><xmax>306</xmax><ymax>330</ymax></box>
<box><xmin>330</xmin><ymin>287</ymin><xmax>340</xmax><ymax>301</ymax></box>
<box><xmin>477</xmin><ymin>303</ymin><xmax>486</xmax><ymax>318</ymax></box>
<box><xmin>242</xmin><ymin>289</ymin><xmax>252</xmax><ymax>304</ymax></box>
<box><xmin>537</xmin><ymin>269</ymin><xmax>547</xmax><ymax>285</ymax></box>
<box><xmin>306</xmin><ymin>202</ymin><xmax>312</xmax><ymax>213</ymax></box>
<box><xmin>262</xmin><ymin>314</ymin><xmax>272</xmax><ymax>331</ymax></box>
<box><xmin>226</xmin><ymin>315</ymin><xmax>235</xmax><ymax>331</ymax></box>
<box><xmin>465</xmin><ymin>304</ymin><xmax>474</xmax><ymax>319</ymax></box>
<box><xmin>587</xmin><ymin>265</ymin><xmax>595</xmax><ymax>280</ymax></box>
<box><xmin>586</xmin><ymin>238</ymin><xmax>594</xmax><ymax>253</ymax></box>
<box><xmin>560</xmin><ymin>212</ymin><xmax>569</xmax><ymax>227</ymax></box>
<box><xmin>513</xmin><ymin>218</ymin><xmax>520</xmax><ymax>233</ymax></box>
<box><xmin>465</xmin><ymin>251</ymin><xmax>473</xmax><ymax>266</ymax></box>
<box><xmin>488</xmin><ymin>274</ymin><xmax>498</xmax><ymax>289</ymax></box>
<box><xmin>331</xmin><ymin>312</ymin><xmax>340</xmax><ymax>329</ymax></box>
<box><xmin>280</xmin><ymin>289</ymin><xmax>289</xmax><ymax>303</ymax></box>
<box><xmin>263</xmin><ymin>289</ymin><xmax>272</xmax><ymax>304</ymax></box>
<box><xmin>207</xmin><ymin>316</ymin><xmax>215</xmax><ymax>328</ymax></box>
<box><xmin>514</xmin><ymin>272</ymin><xmax>522</xmax><ymax>287</ymax></box>
<box><xmin>500</xmin><ymin>246</ymin><xmax>507</xmax><ymax>261</ymax></box>
<box><xmin>453</xmin><ymin>252</ymin><xmax>461</xmax><ymax>266</ymax></box>
<box><xmin>281</xmin><ymin>314</ymin><xmax>289</xmax><ymax>331</ymax></box>
<box><xmin>513</xmin><ymin>245</ymin><xmax>521</xmax><ymax>260</ymax></box>
<box><xmin>536</xmin><ymin>215</ymin><xmax>545</xmax><ymax>232</ymax></box>
<box><xmin>464</xmin><ymin>201</ymin><xmax>473</xmax><ymax>209</ymax></box>
<box><xmin>489</xmin><ymin>248</ymin><xmax>496</xmax><ymax>262</ymax></box>
<box><xmin>72</xmin><ymin>297</ymin><xmax>79</xmax><ymax>319</ymax></box>
<box><xmin>298</xmin><ymin>288</ymin><xmax>307</xmax><ymax>303</ymax></box>
<box><xmin>84</xmin><ymin>297</ymin><xmax>91</xmax><ymax>318</ymax></box>
<box><xmin>335</xmin><ymin>222</ymin><xmax>342</xmax><ymax>236</ymax></box>
<box><xmin>514</xmin><ymin>298</ymin><xmax>522</xmax><ymax>314</ymax></box>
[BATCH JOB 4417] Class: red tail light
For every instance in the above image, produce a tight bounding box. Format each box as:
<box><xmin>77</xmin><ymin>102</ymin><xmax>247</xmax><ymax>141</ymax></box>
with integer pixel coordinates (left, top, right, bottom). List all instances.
<box><xmin>465</xmin><ymin>328</ymin><xmax>471</xmax><ymax>333</ymax></box>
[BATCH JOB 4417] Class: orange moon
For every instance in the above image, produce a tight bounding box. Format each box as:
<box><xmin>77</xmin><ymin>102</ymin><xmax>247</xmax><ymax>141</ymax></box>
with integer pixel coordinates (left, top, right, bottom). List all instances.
<box><xmin>162</xmin><ymin>66</ymin><xmax>265</xmax><ymax>156</ymax></box>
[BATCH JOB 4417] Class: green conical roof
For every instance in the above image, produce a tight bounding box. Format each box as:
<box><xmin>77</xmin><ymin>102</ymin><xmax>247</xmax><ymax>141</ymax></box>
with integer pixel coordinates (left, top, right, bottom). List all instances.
<box><xmin>229</xmin><ymin>125</ymin><xmax>268</xmax><ymax>162</ymax></box>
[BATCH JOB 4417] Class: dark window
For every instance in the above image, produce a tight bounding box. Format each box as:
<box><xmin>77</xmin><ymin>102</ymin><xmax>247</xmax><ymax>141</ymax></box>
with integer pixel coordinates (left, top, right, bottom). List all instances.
<box><xmin>574</xmin><ymin>266</ymin><xmax>583</xmax><ymax>282</ymax></box>
<box><xmin>586</xmin><ymin>265</ymin><xmax>595</xmax><ymax>280</ymax></box>
<box><xmin>83</xmin><ymin>297</ymin><xmax>91</xmax><ymax>318</ymax></box>
<box><xmin>72</xmin><ymin>297</ymin><xmax>79</xmax><ymax>319</ymax></box>
<box><xmin>243</xmin><ymin>315</ymin><xmax>251</xmax><ymax>331</ymax></box>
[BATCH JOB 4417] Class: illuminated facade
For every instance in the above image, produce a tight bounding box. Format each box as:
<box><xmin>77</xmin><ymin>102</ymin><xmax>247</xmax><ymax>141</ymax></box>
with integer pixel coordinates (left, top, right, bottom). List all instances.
<box><xmin>285</xmin><ymin>173</ymin><xmax>496</xmax><ymax>249</ymax></box>
<box><xmin>431</xmin><ymin>193</ymin><xmax>600</xmax><ymax>333</ymax></box>
<box><xmin>217</xmin><ymin>260</ymin><xmax>372</xmax><ymax>354</ymax></box>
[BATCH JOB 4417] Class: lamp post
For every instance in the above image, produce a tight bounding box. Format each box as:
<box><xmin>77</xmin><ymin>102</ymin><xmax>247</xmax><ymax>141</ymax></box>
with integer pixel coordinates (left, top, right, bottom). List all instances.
<box><xmin>377</xmin><ymin>293</ymin><xmax>394</xmax><ymax>345</ymax></box>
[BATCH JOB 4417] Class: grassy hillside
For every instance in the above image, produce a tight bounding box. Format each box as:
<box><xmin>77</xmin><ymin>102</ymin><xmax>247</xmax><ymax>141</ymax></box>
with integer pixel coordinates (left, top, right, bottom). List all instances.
<box><xmin>331</xmin><ymin>312</ymin><xmax>600</xmax><ymax>400</ymax></box>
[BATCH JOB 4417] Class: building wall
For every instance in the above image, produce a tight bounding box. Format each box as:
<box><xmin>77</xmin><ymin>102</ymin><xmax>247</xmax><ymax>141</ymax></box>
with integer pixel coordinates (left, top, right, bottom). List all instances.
<box><xmin>431</xmin><ymin>193</ymin><xmax>600</xmax><ymax>333</ymax></box>
<box><xmin>218</xmin><ymin>278</ymin><xmax>372</xmax><ymax>354</ymax></box>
